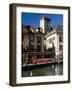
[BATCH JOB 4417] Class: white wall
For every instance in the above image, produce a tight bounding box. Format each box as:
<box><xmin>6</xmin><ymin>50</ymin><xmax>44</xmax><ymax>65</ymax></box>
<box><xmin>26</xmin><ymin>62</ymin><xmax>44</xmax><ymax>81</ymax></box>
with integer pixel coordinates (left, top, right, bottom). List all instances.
<box><xmin>0</xmin><ymin>0</ymin><xmax>72</xmax><ymax>90</ymax></box>
<box><xmin>55</xmin><ymin>33</ymin><xmax>60</xmax><ymax>55</ymax></box>
<box><xmin>46</xmin><ymin>33</ymin><xmax>56</xmax><ymax>49</ymax></box>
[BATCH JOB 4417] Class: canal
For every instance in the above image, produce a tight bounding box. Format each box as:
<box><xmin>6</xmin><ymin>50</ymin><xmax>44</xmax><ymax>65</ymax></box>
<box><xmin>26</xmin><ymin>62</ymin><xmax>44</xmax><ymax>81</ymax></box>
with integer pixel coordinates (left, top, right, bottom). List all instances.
<box><xmin>22</xmin><ymin>62</ymin><xmax>63</xmax><ymax>77</ymax></box>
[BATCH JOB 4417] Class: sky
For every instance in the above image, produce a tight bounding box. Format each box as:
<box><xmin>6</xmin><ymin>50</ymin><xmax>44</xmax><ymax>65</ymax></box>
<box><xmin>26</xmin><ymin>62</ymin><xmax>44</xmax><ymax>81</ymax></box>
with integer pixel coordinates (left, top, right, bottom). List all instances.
<box><xmin>21</xmin><ymin>12</ymin><xmax>63</xmax><ymax>28</ymax></box>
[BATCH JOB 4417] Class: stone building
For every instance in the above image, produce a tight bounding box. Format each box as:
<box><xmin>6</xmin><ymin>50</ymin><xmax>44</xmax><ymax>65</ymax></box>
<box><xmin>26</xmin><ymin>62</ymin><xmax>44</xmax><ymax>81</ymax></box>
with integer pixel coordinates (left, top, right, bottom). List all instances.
<box><xmin>45</xmin><ymin>25</ymin><xmax>63</xmax><ymax>57</ymax></box>
<box><xmin>22</xmin><ymin>16</ymin><xmax>63</xmax><ymax>64</ymax></box>
<box><xmin>22</xmin><ymin>25</ymin><xmax>45</xmax><ymax>53</ymax></box>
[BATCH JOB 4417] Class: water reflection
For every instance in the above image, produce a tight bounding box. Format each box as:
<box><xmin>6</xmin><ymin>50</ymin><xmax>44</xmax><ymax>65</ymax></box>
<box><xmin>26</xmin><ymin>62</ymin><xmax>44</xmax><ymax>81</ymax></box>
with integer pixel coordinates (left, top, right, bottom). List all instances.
<box><xmin>22</xmin><ymin>63</ymin><xmax>63</xmax><ymax>77</ymax></box>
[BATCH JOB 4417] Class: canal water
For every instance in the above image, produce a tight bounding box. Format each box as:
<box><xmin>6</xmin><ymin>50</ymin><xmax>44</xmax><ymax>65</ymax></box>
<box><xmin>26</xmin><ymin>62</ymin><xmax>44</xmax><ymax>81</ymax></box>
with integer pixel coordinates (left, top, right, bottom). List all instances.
<box><xmin>22</xmin><ymin>63</ymin><xmax>63</xmax><ymax>77</ymax></box>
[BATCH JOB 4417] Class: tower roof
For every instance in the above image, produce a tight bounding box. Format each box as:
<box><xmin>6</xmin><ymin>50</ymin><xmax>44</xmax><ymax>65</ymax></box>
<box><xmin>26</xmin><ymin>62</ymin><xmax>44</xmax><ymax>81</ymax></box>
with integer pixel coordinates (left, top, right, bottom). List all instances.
<box><xmin>40</xmin><ymin>16</ymin><xmax>51</xmax><ymax>22</ymax></box>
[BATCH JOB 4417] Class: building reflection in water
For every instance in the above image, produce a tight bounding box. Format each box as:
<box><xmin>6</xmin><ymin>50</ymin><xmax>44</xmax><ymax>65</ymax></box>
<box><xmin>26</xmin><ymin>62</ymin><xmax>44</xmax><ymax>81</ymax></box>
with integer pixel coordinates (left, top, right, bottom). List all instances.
<box><xmin>22</xmin><ymin>63</ymin><xmax>63</xmax><ymax>77</ymax></box>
